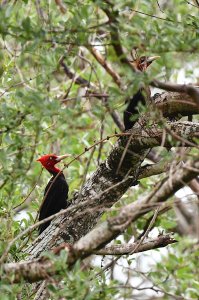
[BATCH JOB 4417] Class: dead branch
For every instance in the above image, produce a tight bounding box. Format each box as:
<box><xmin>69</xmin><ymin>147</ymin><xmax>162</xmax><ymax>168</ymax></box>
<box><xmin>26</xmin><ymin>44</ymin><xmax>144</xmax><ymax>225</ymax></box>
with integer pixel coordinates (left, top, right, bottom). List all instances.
<box><xmin>94</xmin><ymin>234</ymin><xmax>176</xmax><ymax>255</ymax></box>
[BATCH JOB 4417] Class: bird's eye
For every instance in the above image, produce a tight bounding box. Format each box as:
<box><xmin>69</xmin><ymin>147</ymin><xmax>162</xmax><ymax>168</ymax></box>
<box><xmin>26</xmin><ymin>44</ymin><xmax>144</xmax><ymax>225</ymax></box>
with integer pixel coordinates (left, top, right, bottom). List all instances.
<box><xmin>49</xmin><ymin>157</ymin><xmax>52</xmax><ymax>160</ymax></box>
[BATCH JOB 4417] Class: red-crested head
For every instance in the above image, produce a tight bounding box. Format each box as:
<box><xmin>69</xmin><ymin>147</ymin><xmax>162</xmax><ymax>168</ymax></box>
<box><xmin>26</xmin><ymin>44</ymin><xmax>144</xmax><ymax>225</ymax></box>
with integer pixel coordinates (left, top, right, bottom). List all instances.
<box><xmin>131</xmin><ymin>56</ymin><xmax>160</xmax><ymax>72</ymax></box>
<box><xmin>37</xmin><ymin>153</ymin><xmax>71</xmax><ymax>174</ymax></box>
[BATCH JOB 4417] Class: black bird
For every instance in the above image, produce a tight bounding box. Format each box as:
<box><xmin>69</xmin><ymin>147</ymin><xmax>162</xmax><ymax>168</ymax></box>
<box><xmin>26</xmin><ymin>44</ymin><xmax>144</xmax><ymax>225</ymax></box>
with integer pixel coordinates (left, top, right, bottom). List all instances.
<box><xmin>37</xmin><ymin>153</ymin><xmax>70</xmax><ymax>234</ymax></box>
<box><xmin>124</xmin><ymin>55</ymin><xmax>160</xmax><ymax>130</ymax></box>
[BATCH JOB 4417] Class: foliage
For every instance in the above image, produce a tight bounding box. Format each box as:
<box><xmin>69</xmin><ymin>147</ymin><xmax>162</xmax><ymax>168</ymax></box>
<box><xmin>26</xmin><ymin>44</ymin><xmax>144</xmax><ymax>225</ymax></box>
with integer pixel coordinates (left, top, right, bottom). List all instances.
<box><xmin>0</xmin><ymin>0</ymin><xmax>198</xmax><ymax>299</ymax></box>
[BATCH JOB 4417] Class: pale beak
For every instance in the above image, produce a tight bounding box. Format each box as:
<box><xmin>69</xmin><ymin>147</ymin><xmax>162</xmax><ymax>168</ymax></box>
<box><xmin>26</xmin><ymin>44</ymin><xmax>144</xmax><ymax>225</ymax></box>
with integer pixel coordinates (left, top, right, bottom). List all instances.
<box><xmin>146</xmin><ymin>56</ymin><xmax>160</xmax><ymax>64</ymax></box>
<box><xmin>56</xmin><ymin>154</ymin><xmax>71</xmax><ymax>162</ymax></box>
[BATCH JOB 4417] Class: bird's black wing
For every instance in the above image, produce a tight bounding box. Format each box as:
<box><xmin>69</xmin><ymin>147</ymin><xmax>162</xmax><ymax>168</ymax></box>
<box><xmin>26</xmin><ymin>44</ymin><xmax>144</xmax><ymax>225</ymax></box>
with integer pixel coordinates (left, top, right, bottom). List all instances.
<box><xmin>38</xmin><ymin>175</ymin><xmax>68</xmax><ymax>234</ymax></box>
<box><xmin>123</xmin><ymin>90</ymin><xmax>146</xmax><ymax>130</ymax></box>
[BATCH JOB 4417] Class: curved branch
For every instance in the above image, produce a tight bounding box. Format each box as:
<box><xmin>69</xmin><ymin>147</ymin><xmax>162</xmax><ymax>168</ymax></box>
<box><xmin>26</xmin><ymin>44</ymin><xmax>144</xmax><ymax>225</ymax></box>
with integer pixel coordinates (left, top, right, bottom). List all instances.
<box><xmin>152</xmin><ymin>80</ymin><xmax>199</xmax><ymax>107</ymax></box>
<box><xmin>94</xmin><ymin>234</ymin><xmax>176</xmax><ymax>255</ymax></box>
<box><xmin>154</xmin><ymin>91</ymin><xmax>199</xmax><ymax>117</ymax></box>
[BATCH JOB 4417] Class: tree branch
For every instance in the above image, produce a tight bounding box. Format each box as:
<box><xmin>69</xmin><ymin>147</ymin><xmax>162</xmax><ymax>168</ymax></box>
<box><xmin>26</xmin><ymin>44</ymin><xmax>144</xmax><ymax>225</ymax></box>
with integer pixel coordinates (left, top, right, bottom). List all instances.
<box><xmin>59</xmin><ymin>56</ymin><xmax>90</xmax><ymax>86</ymax></box>
<box><xmin>25</xmin><ymin>121</ymin><xmax>199</xmax><ymax>260</ymax></box>
<box><xmin>89</xmin><ymin>46</ymin><xmax>122</xmax><ymax>87</ymax></box>
<box><xmin>154</xmin><ymin>91</ymin><xmax>199</xmax><ymax>117</ymax></box>
<box><xmin>101</xmin><ymin>2</ymin><xmax>136</xmax><ymax>70</ymax></box>
<box><xmin>3</xmin><ymin>152</ymin><xmax>199</xmax><ymax>283</ymax></box>
<box><xmin>138</xmin><ymin>161</ymin><xmax>170</xmax><ymax>179</ymax></box>
<box><xmin>151</xmin><ymin>80</ymin><xmax>199</xmax><ymax>108</ymax></box>
<box><xmin>94</xmin><ymin>234</ymin><xmax>177</xmax><ymax>255</ymax></box>
<box><xmin>60</xmin><ymin>56</ymin><xmax>124</xmax><ymax>131</ymax></box>
<box><xmin>2</xmin><ymin>233</ymin><xmax>176</xmax><ymax>283</ymax></box>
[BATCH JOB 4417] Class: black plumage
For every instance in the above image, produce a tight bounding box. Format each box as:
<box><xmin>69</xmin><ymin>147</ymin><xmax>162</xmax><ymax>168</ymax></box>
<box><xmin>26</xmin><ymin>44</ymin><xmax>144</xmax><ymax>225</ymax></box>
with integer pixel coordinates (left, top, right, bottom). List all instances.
<box><xmin>38</xmin><ymin>172</ymin><xmax>68</xmax><ymax>234</ymax></box>
<box><xmin>123</xmin><ymin>55</ymin><xmax>159</xmax><ymax>131</ymax></box>
<box><xmin>37</xmin><ymin>153</ymin><xmax>70</xmax><ymax>234</ymax></box>
<box><xmin>124</xmin><ymin>90</ymin><xmax>146</xmax><ymax>130</ymax></box>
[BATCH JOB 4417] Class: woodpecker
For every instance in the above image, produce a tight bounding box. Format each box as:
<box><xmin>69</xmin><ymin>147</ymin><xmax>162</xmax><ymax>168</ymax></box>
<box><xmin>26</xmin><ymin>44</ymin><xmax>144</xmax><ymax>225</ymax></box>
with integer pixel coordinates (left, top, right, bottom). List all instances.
<box><xmin>37</xmin><ymin>153</ymin><xmax>70</xmax><ymax>234</ymax></box>
<box><xmin>124</xmin><ymin>55</ymin><xmax>159</xmax><ymax>130</ymax></box>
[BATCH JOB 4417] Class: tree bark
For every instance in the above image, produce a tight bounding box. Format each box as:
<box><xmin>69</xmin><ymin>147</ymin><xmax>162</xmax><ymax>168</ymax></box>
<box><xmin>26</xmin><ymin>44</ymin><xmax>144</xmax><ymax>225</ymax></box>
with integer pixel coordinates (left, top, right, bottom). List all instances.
<box><xmin>3</xmin><ymin>235</ymin><xmax>176</xmax><ymax>283</ymax></box>
<box><xmin>27</xmin><ymin>119</ymin><xmax>199</xmax><ymax>259</ymax></box>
